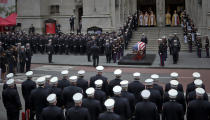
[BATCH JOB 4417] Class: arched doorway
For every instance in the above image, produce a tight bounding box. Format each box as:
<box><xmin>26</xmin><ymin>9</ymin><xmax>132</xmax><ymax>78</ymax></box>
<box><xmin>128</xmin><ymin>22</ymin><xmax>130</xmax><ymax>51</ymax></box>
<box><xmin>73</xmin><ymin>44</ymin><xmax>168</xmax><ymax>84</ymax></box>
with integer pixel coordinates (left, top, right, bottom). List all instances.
<box><xmin>137</xmin><ymin>0</ymin><xmax>156</xmax><ymax>14</ymax></box>
<box><xmin>165</xmin><ymin>0</ymin><xmax>185</xmax><ymax>15</ymax></box>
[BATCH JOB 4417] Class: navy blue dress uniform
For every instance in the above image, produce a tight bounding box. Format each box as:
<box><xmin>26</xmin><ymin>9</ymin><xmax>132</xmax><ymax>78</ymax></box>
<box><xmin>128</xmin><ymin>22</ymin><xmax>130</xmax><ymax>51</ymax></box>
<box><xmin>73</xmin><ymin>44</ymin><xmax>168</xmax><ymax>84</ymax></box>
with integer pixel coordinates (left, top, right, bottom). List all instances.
<box><xmin>141</xmin><ymin>33</ymin><xmax>148</xmax><ymax>44</ymax></box>
<box><xmin>162</xmin><ymin>89</ymin><xmax>184</xmax><ymax>120</ymax></box>
<box><xmin>77</xmin><ymin>70</ymin><xmax>88</xmax><ymax>92</ymax></box>
<box><xmin>82</xmin><ymin>88</ymin><xmax>102</xmax><ymax>120</ymax></box>
<box><xmin>30</xmin><ymin>77</ymin><xmax>50</xmax><ymax>120</ymax></box>
<box><xmin>57</xmin><ymin>70</ymin><xmax>71</xmax><ymax>90</ymax></box>
<box><xmin>108</xmin><ymin>69</ymin><xmax>123</xmax><ymax>96</ymax></box>
<box><xmin>165</xmin><ymin>80</ymin><xmax>184</xmax><ymax>92</ymax></box>
<box><xmin>63</xmin><ymin>76</ymin><xmax>83</xmax><ymax>109</ymax></box>
<box><xmin>41</xmin><ymin>94</ymin><xmax>65</xmax><ymax>120</ymax></box>
<box><xmin>90</xmin><ymin>43</ymin><xmax>100</xmax><ymax>67</ymax></box>
<box><xmin>187</xmin><ymin>88</ymin><xmax>209</xmax><ymax>104</ymax></box>
<box><xmin>205</xmin><ymin>36</ymin><xmax>209</xmax><ymax>57</ymax></box>
<box><xmin>104</xmin><ymin>41</ymin><xmax>112</xmax><ymax>63</ymax></box>
<box><xmin>3</xmin><ymin>73</ymin><xmax>17</xmax><ymax>90</ymax></box>
<box><xmin>98</xmin><ymin>99</ymin><xmax>121</xmax><ymax>120</ymax></box>
<box><xmin>187</xmin><ymin>88</ymin><xmax>210</xmax><ymax>120</ymax></box>
<box><xmin>86</xmin><ymin>40</ymin><xmax>92</xmax><ymax>62</ymax></box>
<box><xmin>135</xmin><ymin>90</ymin><xmax>160</xmax><ymax>120</ymax></box>
<box><xmin>2</xmin><ymin>79</ymin><xmax>22</xmax><ymax>120</ymax></box>
<box><xmin>66</xmin><ymin>93</ymin><xmax>91</xmax><ymax>120</ymax></box>
<box><xmin>20</xmin><ymin>46</ymin><xmax>26</xmax><ymax>73</ymax></box>
<box><xmin>46</xmin><ymin>40</ymin><xmax>54</xmax><ymax>63</ymax></box>
<box><xmin>21</xmin><ymin>71</ymin><xmax>36</xmax><ymax>111</ymax></box>
<box><xmin>171</xmin><ymin>36</ymin><xmax>181</xmax><ymax>64</ymax></box>
<box><xmin>94</xmin><ymin>80</ymin><xmax>107</xmax><ymax>110</ymax></box>
<box><xmin>158</xmin><ymin>41</ymin><xmax>165</xmax><ymax>66</ymax></box>
<box><xmin>151</xmin><ymin>74</ymin><xmax>164</xmax><ymax>98</ymax></box>
<box><xmin>25</xmin><ymin>43</ymin><xmax>33</xmax><ymax>72</ymax></box>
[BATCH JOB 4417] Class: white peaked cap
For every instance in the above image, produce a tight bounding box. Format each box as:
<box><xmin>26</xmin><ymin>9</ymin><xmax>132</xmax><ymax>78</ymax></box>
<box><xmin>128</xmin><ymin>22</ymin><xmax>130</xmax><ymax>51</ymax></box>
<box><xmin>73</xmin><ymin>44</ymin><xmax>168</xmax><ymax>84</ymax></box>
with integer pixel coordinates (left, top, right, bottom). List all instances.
<box><xmin>104</xmin><ymin>99</ymin><xmax>115</xmax><ymax>109</ymax></box>
<box><xmin>170</xmin><ymin>80</ymin><xmax>179</xmax><ymax>87</ymax></box>
<box><xmin>194</xmin><ymin>79</ymin><xmax>203</xmax><ymax>86</ymax></box>
<box><xmin>45</xmin><ymin>75</ymin><xmax>52</xmax><ymax>79</ymax></box>
<box><xmin>114</xmin><ymin>69</ymin><xmax>122</xmax><ymax>75</ymax></box>
<box><xmin>96</xmin><ymin>66</ymin><xmax>104</xmax><ymax>71</ymax></box>
<box><xmin>120</xmin><ymin>80</ymin><xmax>129</xmax><ymax>88</ymax></box>
<box><xmin>78</xmin><ymin>70</ymin><xmax>86</xmax><ymax>75</ymax></box>
<box><xmin>170</xmin><ymin>72</ymin><xmax>179</xmax><ymax>78</ymax></box>
<box><xmin>47</xmin><ymin>94</ymin><xmax>57</xmax><ymax>104</ymax></box>
<box><xmin>192</xmin><ymin>72</ymin><xmax>200</xmax><ymax>79</ymax></box>
<box><xmin>168</xmin><ymin>89</ymin><xmax>178</xmax><ymax>99</ymax></box>
<box><xmin>6</xmin><ymin>73</ymin><xmax>14</xmax><ymax>79</ymax></box>
<box><xmin>36</xmin><ymin>77</ymin><xmax>46</xmax><ymax>85</ymax></box>
<box><xmin>133</xmin><ymin>72</ymin><xmax>141</xmax><ymax>77</ymax></box>
<box><xmin>73</xmin><ymin>93</ymin><xmax>83</xmax><ymax>103</ymax></box>
<box><xmin>141</xmin><ymin>90</ymin><xmax>151</xmax><ymax>99</ymax></box>
<box><xmin>195</xmin><ymin>88</ymin><xmax>205</xmax><ymax>96</ymax></box>
<box><xmin>113</xmin><ymin>85</ymin><xmax>122</xmax><ymax>95</ymax></box>
<box><xmin>50</xmin><ymin>77</ymin><xmax>58</xmax><ymax>84</ymax></box>
<box><xmin>69</xmin><ymin>76</ymin><xmax>78</xmax><ymax>82</ymax></box>
<box><xmin>25</xmin><ymin>71</ymin><xmax>33</xmax><ymax>77</ymax></box>
<box><xmin>95</xmin><ymin>79</ymin><xmax>103</xmax><ymax>87</ymax></box>
<box><xmin>145</xmin><ymin>79</ymin><xmax>154</xmax><ymax>85</ymax></box>
<box><xmin>61</xmin><ymin>70</ymin><xmax>69</xmax><ymax>75</ymax></box>
<box><xmin>86</xmin><ymin>87</ymin><xmax>95</xmax><ymax>96</ymax></box>
<box><xmin>151</xmin><ymin>74</ymin><xmax>159</xmax><ymax>79</ymax></box>
<box><xmin>6</xmin><ymin>79</ymin><xmax>15</xmax><ymax>86</ymax></box>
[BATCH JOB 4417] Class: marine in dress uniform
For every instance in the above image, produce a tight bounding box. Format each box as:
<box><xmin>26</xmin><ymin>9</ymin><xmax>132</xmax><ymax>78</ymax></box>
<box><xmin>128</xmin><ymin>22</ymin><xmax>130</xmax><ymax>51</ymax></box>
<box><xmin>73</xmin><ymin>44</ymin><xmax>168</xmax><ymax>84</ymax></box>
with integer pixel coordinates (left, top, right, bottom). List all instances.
<box><xmin>66</xmin><ymin>93</ymin><xmax>91</xmax><ymax>120</ymax></box>
<box><xmin>57</xmin><ymin>70</ymin><xmax>71</xmax><ymax>90</ymax></box>
<box><xmin>108</xmin><ymin>69</ymin><xmax>123</xmax><ymax>96</ymax></box>
<box><xmin>158</xmin><ymin>40</ymin><xmax>165</xmax><ymax>66</ymax></box>
<box><xmin>94</xmin><ymin>80</ymin><xmax>107</xmax><ymax>110</ymax></box>
<box><xmin>135</xmin><ymin>90</ymin><xmax>160</xmax><ymax>120</ymax></box>
<box><xmin>41</xmin><ymin>94</ymin><xmax>65</xmax><ymax>120</ymax></box>
<box><xmin>171</xmin><ymin>34</ymin><xmax>181</xmax><ymax>64</ymax></box>
<box><xmin>77</xmin><ymin>70</ymin><xmax>88</xmax><ymax>92</ymax></box>
<box><xmin>165</xmin><ymin>72</ymin><xmax>184</xmax><ymax>92</ymax></box>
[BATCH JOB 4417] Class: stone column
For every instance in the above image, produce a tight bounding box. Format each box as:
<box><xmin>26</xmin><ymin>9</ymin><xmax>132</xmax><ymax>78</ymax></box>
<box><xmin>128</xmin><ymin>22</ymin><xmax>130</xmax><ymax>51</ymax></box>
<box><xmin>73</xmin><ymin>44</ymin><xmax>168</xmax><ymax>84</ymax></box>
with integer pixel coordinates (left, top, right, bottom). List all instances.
<box><xmin>156</xmin><ymin>0</ymin><xmax>165</xmax><ymax>26</ymax></box>
<box><xmin>115</xmin><ymin>0</ymin><xmax>121</xmax><ymax>29</ymax></box>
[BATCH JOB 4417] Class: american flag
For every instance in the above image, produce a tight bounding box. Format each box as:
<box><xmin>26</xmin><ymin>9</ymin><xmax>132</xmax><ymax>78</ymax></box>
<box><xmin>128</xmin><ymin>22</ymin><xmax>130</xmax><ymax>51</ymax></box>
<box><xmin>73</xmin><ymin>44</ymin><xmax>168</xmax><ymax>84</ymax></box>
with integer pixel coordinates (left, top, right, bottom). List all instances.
<box><xmin>137</xmin><ymin>42</ymin><xmax>145</xmax><ymax>51</ymax></box>
<box><xmin>0</xmin><ymin>0</ymin><xmax>8</xmax><ymax>3</ymax></box>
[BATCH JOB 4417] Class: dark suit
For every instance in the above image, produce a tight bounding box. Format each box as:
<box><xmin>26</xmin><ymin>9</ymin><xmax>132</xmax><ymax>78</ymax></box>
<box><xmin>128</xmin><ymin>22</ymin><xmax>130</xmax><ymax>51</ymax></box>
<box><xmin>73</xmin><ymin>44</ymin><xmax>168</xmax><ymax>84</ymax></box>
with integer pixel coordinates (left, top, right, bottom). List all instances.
<box><xmin>47</xmin><ymin>44</ymin><xmax>54</xmax><ymax>63</ymax></box>
<box><xmin>77</xmin><ymin>77</ymin><xmax>88</xmax><ymax>92</ymax></box>
<box><xmin>121</xmin><ymin>91</ymin><xmax>135</xmax><ymax>113</ymax></box>
<box><xmin>66</xmin><ymin>106</ymin><xmax>90</xmax><ymax>120</ymax></box>
<box><xmin>49</xmin><ymin>86</ymin><xmax>63</xmax><ymax>107</ymax></box>
<box><xmin>41</xmin><ymin>105</ymin><xmax>65</xmax><ymax>120</ymax></box>
<box><xmin>25</xmin><ymin>48</ymin><xmax>33</xmax><ymax>71</ymax></box>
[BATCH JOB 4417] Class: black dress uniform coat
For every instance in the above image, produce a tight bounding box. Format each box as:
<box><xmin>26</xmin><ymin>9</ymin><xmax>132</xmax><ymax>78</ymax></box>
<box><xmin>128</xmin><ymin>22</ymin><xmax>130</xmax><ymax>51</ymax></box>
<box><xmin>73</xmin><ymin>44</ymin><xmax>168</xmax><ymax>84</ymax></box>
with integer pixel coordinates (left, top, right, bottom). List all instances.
<box><xmin>50</xmin><ymin>86</ymin><xmax>63</xmax><ymax>107</ymax></box>
<box><xmin>121</xmin><ymin>91</ymin><xmax>135</xmax><ymax>113</ymax></box>
<box><xmin>41</xmin><ymin>105</ymin><xmax>65</xmax><ymax>120</ymax></box>
<box><xmin>147</xmin><ymin>88</ymin><xmax>162</xmax><ymax>113</ymax></box>
<box><xmin>95</xmin><ymin>89</ymin><xmax>107</xmax><ymax>110</ymax></box>
<box><xmin>128</xmin><ymin>81</ymin><xmax>145</xmax><ymax>101</ymax></box>
<box><xmin>98</xmin><ymin>112</ymin><xmax>121</xmax><ymax>120</ymax></box>
<box><xmin>162</xmin><ymin>101</ymin><xmax>184</xmax><ymax>120</ymax></box>
<box><xmin>187</xmin><ymin>99</ymin><xmax>210</xmax><ymax>120</ymax></box>
<box><xmin>90</xmin><ymin>74</ymin><xmax>109</xmax><ymax>94</ymax></box>
<box><xmin>153</xmin><ymin>83</ymin><xmax>164</xmax><ymax>97</ymax></box>
<box><xmin>63</xmin><ymin>86</ymin><xmax>83</xmax><ymax>109</ymax></box>
<box><xmin>186</xmin><ymin>91</ymin><xmax>208</xmax><ymax>103</ymax></box>
<box><xmin>108</xmin><ymin>78</ymin><xmax>122</xmax><ymax>96</ymax></box>
<box><xmin>165</xmin><ymin>83</ymin><xmax>184</xmax><ymax>93</ymax></box>
<box><xmin>135</xmin><ymin>100</ymin><xmax>160</xmax><ymax>120</ymax></box>
<box><xmin>186</xmin><ymin>82</ymin><xmax>205</xmax><ymax>98</ymax></box>
<box><xmin>57</xmin><ymin>78</ymin><xmax>70</xmax><ymax>90</ymax></box>
<box><xmin>21</xmin><ymin>78</ymin><xmax>36</xmax><ymax>109</ymax></box>
<box><xmin>77</xmin><ymin>77</ymin><xmax>88</xmax><ymax>92</ymax></box>
<box><xmin>66</xmin><ymin>106</ymin><xmax>90</xmax><ymax>120</ymax></box>
<box><xmin>82</xmin><ymin>98</ymin><xmax>102</xmax><ymax>120</ymax></box>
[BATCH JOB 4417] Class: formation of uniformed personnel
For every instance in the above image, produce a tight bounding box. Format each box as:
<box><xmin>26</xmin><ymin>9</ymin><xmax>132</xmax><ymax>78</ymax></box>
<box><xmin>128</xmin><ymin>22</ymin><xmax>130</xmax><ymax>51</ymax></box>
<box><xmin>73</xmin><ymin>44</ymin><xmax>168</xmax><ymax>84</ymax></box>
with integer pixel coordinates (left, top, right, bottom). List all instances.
<box><xmin>108</xmin><ymin>69</ymin><xmax>123</xmax><ymax>96</ymax></box>
<box><xmin>57</xmin><ymin>70</ymin><xmax>71</xmax><ymax>90</ymax></box>
<box><xmin>77</xmin><ymin>70</ymin><xmax>88</xmax><ymax>92</ymax></box>
<box><xmin>165</xmin><ymin>72</ymin><xmax>184</xmax><ymax>92</ymax></box>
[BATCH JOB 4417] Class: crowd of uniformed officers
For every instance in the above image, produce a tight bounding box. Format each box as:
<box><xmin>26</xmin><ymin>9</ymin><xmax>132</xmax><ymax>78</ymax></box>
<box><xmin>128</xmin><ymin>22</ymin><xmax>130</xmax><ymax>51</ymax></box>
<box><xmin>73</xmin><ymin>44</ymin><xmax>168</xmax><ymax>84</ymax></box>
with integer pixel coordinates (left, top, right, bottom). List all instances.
<box><xmin>2</xmin><ymin>65</ymin><xmax>210</xmax><ymax>120</ymax></box>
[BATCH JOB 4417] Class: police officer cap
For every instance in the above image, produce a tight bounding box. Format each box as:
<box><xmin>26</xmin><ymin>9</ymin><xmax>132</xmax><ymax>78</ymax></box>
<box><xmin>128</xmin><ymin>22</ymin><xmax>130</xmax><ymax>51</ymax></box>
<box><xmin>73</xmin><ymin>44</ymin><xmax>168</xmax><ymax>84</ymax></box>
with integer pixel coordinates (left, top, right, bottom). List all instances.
<box><xmin>194</xmin><ymin>79</ymin><xmax>203</xmax><ymax>86</ymax></box>
<box><xmin>114</xmin><ymin>69</ymin><xmax>122</xmax><ymax>75</ymax></box>
<box><xmin>96</xmin><ymin>66</ymin><xmax>104</xmax><ymax>71</ymax></box>
<box><xmin>120</xmin><ymin>80</ymin><xmax>128</xmax><ymax>88</ymax></box>
<box><xmin>73</xmin><ymin>93</ymin><xmax>83</xmax><ymax>103</ymax></box>
<box><xmin>170</xmin><ymin>80</ymin><xmax>179</xmax><ymax>87</ymax></box>
<box><xmin>44</xmin><ymin>75</ymin><xmax>52</xmax><ymax>79</ymax></box>
<box><xmin>141</xmin><ymin>90</ymin><xmax>151</xmax><ymax>99</ymax></box>
<box><xmin>78</xmin><ymin>70</ymin><xmax>85</xmax><ymax>76</ymax></box>
<box><xmin>170</xmin><ymin>72</ymin><xmax>179</xmax><ymax>78</ymax></box>
<box><xmin>95</xmin><ymin>79</ymin><xmax>103</xmax><ymax>87</ymax></box>
<box><xmin>6</xmin><ymin>73</ymin><xmax>14</xmax><ymax>79</ymax></box>
<box><xmin>145</xmin><ymin>79</ymin><xmax>154</xmax><ymax>85</ymax></box>
<box><xmin>151</xmin><ymin>74</ymin><xmax>159</xmax><ymax>79</ymax></box>
<box><xmin>61</xmin><ymin>70</ymin><xmax>69</xmax><ymax>75</ymax></box>
<box><xmin>158</xmin><ymin>39</ymin><xmax>162</xmax><ymax>41</ymax></box>
<box><xmin>104</xmin><ymin>99</ymin><xmax>115</xmax><ymax>110</ymax></box>
<box><xmin>21</xmin><ymin>46</ymin><xmax>25</xmax><ymax>49</ymax></box>
<box><xmin>86</xmin><ymin>87</ymin><xmax>95</xmax><ymax>96</ymax></box>
<box><xmin>47</xmin><ymin>94</ymin><xmax>56</xmax><ymax>104</ymax></box>
<box><xmin>195</xmin><ymin>88</ymin><xmax>205</xmax><ymax>96</ymax></box>
<box><xmin>50</xmin><ymin>77</ymin><xmax>58</xmax><ymax>84</ymax></box>
<box><xmin>113</xmin><ymin>85</ymin><xmax>122</xmax><ymax>95</ymax></box>
<box><xmin>36</xmin><ymin>77</ymin><xmax>46</xmax><ymax>85</ymax></box>
<box><xmin>168</xmin><ymin>89</ymin><xmax>178</xmax><ymax>99</ymax></box>
<box><xmin>133</xmin><ymin>72</ymin><xmax>141</xmax><ymax>78</ymax></box>
<box><xmin>192</xmin><ymin>72</ymin><xmax>200</xmax><ymax>79</ymax></box>
<box><xmin>69</xmin><ymin>76</ymin><xmax>78</xmax><ymax>82</ymax></box>
<box><xmin>6</xmin><ymin>79</ymin><xmax>15</xmax><ymax>86</ymax></box>
<box><xmin>26</xmin><ymin>71</ymin><xmax>33</xmax><ymax>77</ymax></box>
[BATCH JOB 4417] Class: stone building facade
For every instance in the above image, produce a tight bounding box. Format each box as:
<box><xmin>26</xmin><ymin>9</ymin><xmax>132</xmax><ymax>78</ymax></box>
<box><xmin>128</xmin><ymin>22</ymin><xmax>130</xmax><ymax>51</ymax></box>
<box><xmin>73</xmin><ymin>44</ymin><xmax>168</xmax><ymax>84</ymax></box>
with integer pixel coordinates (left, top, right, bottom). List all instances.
<box><xmin>17</xmin><ymin>0</ymin><xmax>210</xmax><ymax>36</ymax></box>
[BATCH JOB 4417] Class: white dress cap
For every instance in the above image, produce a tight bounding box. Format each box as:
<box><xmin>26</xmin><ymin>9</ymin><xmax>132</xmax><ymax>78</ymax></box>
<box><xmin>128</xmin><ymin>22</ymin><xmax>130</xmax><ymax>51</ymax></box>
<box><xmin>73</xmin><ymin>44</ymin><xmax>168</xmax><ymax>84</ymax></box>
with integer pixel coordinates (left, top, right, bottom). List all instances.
<box><xmin>45</xmin><ymin>75</ymin><xmax>52</xmax><ymax>79</ymax></box>
<box><xmin>61</xmin><ymin>70</ymin><xmax>69</xmax><ymax>75</ymax></box>
<box><xmin>145</xmin><ymin>79</ymin><xmax>154</xmax><ymax>85</ymax></box>
<box><xmin>6</xmin><ymin>73</ymin><xmax>14</xmax><ymax>79</ymax></box>
<box><xmin>195</xmin><ymin>88</ymin><xmax>205</xmax><ymax>96</ymax></box>
<box><xmin>113</xmin><ymin>85</ymin><xmax>122</xmax><ymax>95</ymax></box>
<box><xmin>168</xmin><ymin>89</ymin><xmax>178</xmax><ymax>99</ymax></box>
<box><xmin>86</xmin><ymin>87</ymin><xmax>95</xmax><ymax>96</ymax></box>
<box><xmin>141</xmin><ymin>90</ymin><xmax>151</xmax><ymax>99</ymax></box>
<box><xmin>36</xmin><ymin>77</ymin><xmax>46</xmax><ymax>85</ymax></box>
<box><xmin>170</xmin><ymin>80</ymin><xmax>179</xmax><ymax>87</ymax></box>
<box><xmin>194</xmin><ymin>79</ymin><xmax>203</xmax><ymax>86</ymax></box>
<box><xmin>78</xmin><ymin>70</ymin><xmax>86</xmax><ymax>76</ymax></box>
<box><xmin>69</xmin><ymin>76</ymin><xmax>78</xmax><ymax>82</ymax></box>
<box><xmin>133</xmin><ymin>72</ymin><xmax>141</xmax><ymax>77</ymax></box>
<box><xmin>192</xmin><ymin>72</ymin><xmax>200</xmax><ymax>79</ymax></box>
<box><xmin>25</xmin><ymin>71</ymin><xmax>33</xmax><ymax>77</ymax></box>
<box><xmin>151</xmin><ymin>74</ymin><xmax>159</xmax><ymax>79</ymax></box>
<box><xmin>114</xmin><ymin>69</ymin><xmax>122</xmax><ymax>75</ymax></box>
<box><xmin>120</xmin><ymin>80</ymin><xmax>129</xmax><ymax>88</ymax></box>
<box><xmin>47</xmin><ymin>94</ymin><xmax>57</xmax><ymax>104</ymax></box>
<box><xmin>170</xmin><ymin>72</ymin><xmax>179</xmax><ymax>78</ymax></box>
<box><xmin>104</xmin><ymin>99</ymin><xmax>115</xmax><ymax>109</ymax></box>
<box><xmin>95</xmin><ymin>79</ymin><xmax>103</xmax><ymax>87</ymax></box>
<box><xmin>6</xmin><ymin>79</ymin><xmax>15</xmax><ymax>86</ymax></box>
<box><xmin>50</xmin><ymin>77</ymin><xmax>58</xmax><ymax>84</ymax></box>
<box><xmin>96</xmin><ymin>66</ymin><xmax>104</xmax><ymax>71</ymax></box>
<box><xmin>73</xmin><ymin>93</ymin><xmax>83</xmax><ymax>103</ymax></box>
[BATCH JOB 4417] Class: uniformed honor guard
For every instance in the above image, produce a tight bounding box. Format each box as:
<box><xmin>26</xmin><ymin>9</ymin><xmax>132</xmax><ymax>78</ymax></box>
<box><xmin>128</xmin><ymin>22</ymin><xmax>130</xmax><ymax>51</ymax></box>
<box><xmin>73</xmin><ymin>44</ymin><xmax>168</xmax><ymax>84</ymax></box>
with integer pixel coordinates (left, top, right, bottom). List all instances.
<box><xmin>187</xmin><ymin>88</ymin><xmax>210</xmax><ymax>120</ymax></box>
<box><xmin>151</xmin><ymin>74</ymin><xmax>164</xmax><ymax>98</ymax></box>
<box><xmin>91</xmin><ymin>42</ymin><xmax>100</xmax><ymax>67</ymax></box>
<box><xmin>20</xmin><ymin>46</ymin><xmax>26</xmax><ymax>73</ymax></box>
<box><xmin>77</xmin><ymin>70</ymin><xmax>88</xmax><ymax>92</ymax></box>
<box><xmin>41</xmin><ymin>94</ymin><xmax>65</xmax><ymax>120</ymax></box>
<box><xmin>98</xmin><ymin>99</ymin><xmax>121</xmax><ymax>120</ymax></box>
<box><xmin>66</xmin><ymin>93</ymin><xmax>91</xmax><ymax>120</ymax></box>
<box><xmin>162</xmin><ymin>89</ymin><xmax>184</xmax><ymax>120</ymax></box>
<box><xmin>47</xmin><ymin>39</ymin><xmax>54</xmax><ymax>63</ymax></box>
<box><xmin>82</xmin><ymin>88</ymin><xmax>102</xmax><ymax>120</ymax></box>
<box><xmin>25</xmin><ymin>43</ymin><xmax>33</xmax><ymax>72</ymax></box>
<box><xmin>165</xmin><ymin>72</ymin><xmax>184</xmax><ymax>92</ymax></box>
<box><xmin>57</xmin><ymin>70</ymin><xmax>70</xmax><ymax>90</ymax></box>
<box><xmin>94</xmin><ymin>80</ymin><xmax>107</xmax><ymax>110</ymax></box>
<box><xmin>135</xmin><ymin>90</ymin><xmax>160</xmax><ymax>120</ymax></box>
<box><xmin>108</xmin><ymin>69</ymin><xmax>123</xmax><ymax>96</ymax></box>
<box><xmin>2</xmin><ymin>79</ymin><xmax>22</xmax><ymax>120</ymax></box>
<box><xmin>158</xmin><ymin>40</ymin><xmax>165</xmax><ymax>66</ymax></box>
